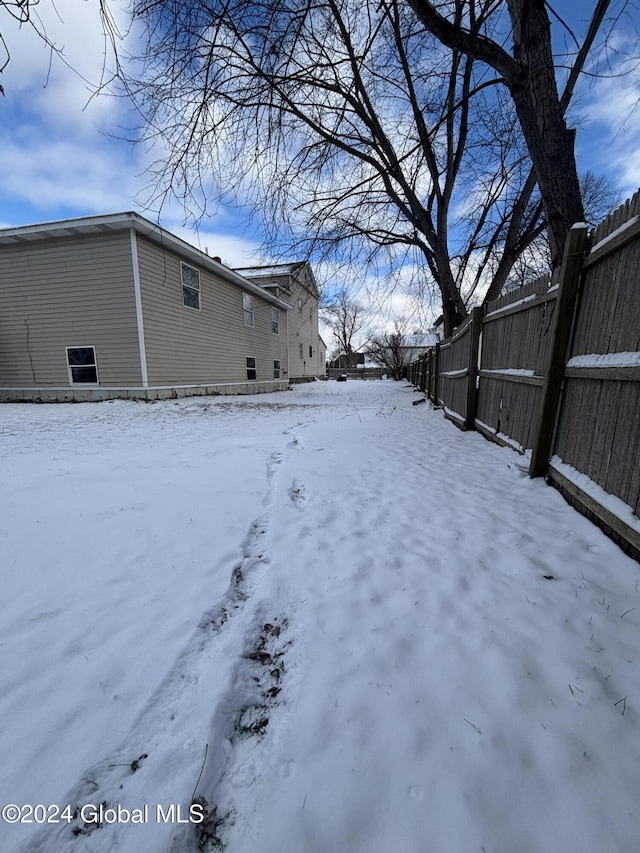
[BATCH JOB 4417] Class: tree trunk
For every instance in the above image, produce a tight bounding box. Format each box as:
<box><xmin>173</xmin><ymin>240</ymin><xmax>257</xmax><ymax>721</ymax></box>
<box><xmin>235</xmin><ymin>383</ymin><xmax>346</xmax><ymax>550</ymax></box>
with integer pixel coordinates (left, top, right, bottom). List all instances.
<box><xmin>505</xmin><ymin>0</ymin><xmax>584</xmax><ymax>269</ymax></box>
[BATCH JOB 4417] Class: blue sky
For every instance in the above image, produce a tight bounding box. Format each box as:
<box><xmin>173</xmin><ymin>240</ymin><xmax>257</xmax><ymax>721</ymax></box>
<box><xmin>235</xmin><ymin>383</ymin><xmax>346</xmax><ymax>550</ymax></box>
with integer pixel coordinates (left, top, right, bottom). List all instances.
<box><xmin>0</xmin><ymin>0</ymin><xmax>639</xmax><ymax>275</ymax></box>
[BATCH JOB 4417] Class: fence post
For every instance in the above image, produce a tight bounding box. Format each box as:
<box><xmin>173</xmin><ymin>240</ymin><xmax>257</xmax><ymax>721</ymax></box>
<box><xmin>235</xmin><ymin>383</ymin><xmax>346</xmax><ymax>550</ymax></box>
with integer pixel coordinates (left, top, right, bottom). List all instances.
<box><xmin>433</xmin><ymin>341</ymin><xmax>440</xmax><ymax>405</ymax></box>
<box><xmin>529</xmin><ymin>223</ymin><xmax>589</xmax><ymax>478</ymax></box>
<box><xmin>465</xmin><ymin>307</ymin><xmax>483</xmax><ymax>430</ymax></box>
<box><xmin>419</xmin><ymin>353</ymin><xmax>427</xmax><ymax>393</ymax></box>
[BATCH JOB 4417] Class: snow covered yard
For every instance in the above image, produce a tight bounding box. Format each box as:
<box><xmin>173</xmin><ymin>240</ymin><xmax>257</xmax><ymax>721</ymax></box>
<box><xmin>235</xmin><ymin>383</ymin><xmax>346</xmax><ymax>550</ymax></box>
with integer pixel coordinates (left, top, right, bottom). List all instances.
<box><xmin>1</xmin><ymin>380</ymin><xmax>639</xmax><ymax>853</ymax></box>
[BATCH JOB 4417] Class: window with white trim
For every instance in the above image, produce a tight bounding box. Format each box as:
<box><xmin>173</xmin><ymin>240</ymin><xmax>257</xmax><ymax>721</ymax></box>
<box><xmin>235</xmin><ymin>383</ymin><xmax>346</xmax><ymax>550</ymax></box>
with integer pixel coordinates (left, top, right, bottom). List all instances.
<box><xmin>181</xmin><ymin>262</ymin><xmax>201</xmax><ymax>310</ymax></box>
<box><xmin>243</xmin><ymin>293</ymin><xmax>254</xmax><ymax>326</ymax></box>
<box><xmin>309</xmin><ymin>345</ymin><xmax>313</xmax><ymax>357</ymax></box>
<box><xmin>299</xmin><ymin>342</ymin><xmax>303</xmax><ymax>358</ymax></box>
<box><xmin>246</xmin><ymin>357</ymin><xmax>257</xmax><ymax>380</ymax></box>
<box><xmin>273</xmin><ymin>360</ymin><xmax>281</xmax><ymax>379</ymax></box>
<box><xmin>298</xmin><ymin>299</ymin><xmax>303</xmax><ymax>315</ymax></box>
<box><xmin>66</xmin><ymin>346</ymin><xmax>98</xmax><ymax>384</ymax></box>
<box><xmin>272</xmin><ymin>307</ymin><xmax>279</xmax><ymax>334</ymax></box>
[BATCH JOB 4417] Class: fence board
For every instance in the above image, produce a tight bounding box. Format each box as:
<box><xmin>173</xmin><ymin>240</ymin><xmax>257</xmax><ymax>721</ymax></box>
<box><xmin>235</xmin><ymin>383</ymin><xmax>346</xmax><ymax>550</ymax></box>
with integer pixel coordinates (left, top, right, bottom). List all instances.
<box><xmin>604</xmin><ymin>382</ymin><xmax>640</xmax><ymax>504</ymax></box>
<box><xmin>405</xmin><ymin>194</ymin><xmax>639</xmax><ymax>556</ymax></box>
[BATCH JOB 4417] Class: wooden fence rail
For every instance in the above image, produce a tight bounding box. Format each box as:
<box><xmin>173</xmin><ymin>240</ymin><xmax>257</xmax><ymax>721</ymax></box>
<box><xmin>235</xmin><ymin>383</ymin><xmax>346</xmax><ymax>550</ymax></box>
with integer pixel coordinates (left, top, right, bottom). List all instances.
<box><xmin>407</xmin><ymin>189</ymin><xmax>640</xmax><ymax>561</ymax></box>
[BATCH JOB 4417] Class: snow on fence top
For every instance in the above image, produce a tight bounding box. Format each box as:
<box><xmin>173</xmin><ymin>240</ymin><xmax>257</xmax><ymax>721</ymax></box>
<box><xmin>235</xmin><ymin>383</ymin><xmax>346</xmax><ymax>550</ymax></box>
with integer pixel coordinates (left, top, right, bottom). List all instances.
<box><xmin>590</xmin><ymin>186</ymin><xmax>640</xmax><ymax>247</ymax></box>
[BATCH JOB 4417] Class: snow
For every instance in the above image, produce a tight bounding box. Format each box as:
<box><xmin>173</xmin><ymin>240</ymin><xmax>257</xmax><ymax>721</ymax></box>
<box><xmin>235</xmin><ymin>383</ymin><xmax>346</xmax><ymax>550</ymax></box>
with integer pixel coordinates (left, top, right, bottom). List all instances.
<box><xmin>566</xmin><ymin>351</ymin><xmax>640</xmax><ymax>369</ymax></box>
<box><xmin>1</xmin><ymin>382</ymin><xmax>639</xmax><ymax>853</ymax></box>
<box><xmin>480</xmin><ymin>368</ymin><xmax>537</xmax><ymax>378</ymax></box>
<box><xmin>474</xmin><ymin>418</ymin><xmax>530</xmax><ymax>455</ymax></box>
<box><xmin>590</xmin><ymin>216</ymin><xmax>640</xmax><ymax>255</ymax></box>
<box><xmin>484</xmin><ymin>293</ymin><xmax>538</xmax><ymax>319</ymax></box>
<box><xmin>550</xmin><ymin>456</ymin><xmax>640</xmax><ymax>535</ymax></box>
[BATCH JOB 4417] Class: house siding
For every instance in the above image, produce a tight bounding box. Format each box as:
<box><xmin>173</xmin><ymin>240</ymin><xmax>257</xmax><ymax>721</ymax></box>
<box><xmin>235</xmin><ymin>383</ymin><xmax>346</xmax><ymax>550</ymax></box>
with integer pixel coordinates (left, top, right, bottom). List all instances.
<box><xmin>0</xmin><ymin>232</ymin><xmax>142</xmax><ymax>387</ymax></box>
<box><xmin>136</xmin><ymin>236</ymin><xmax>288</xmax><ymax>385</ymax></box>
<box><xmin>288</xmin><ymin>267</ymin><xmax>318</xmax><ymax>380</ymax></box>
<box><xmin>240</xmin><ymin>264</ymin><xmax>320</xmax><ymax>380</ymax></box>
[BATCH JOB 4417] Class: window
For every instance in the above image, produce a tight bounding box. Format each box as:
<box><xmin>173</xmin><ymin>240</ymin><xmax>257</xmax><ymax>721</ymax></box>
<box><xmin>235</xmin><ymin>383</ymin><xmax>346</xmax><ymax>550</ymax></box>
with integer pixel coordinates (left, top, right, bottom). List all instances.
<box><xmin>319</xmin><ymin>350</ymin><xmax>324</xmax><ymax>364</ymax></box>
<box><xmin>246</xmin><ymin>357</ymin><xmax>257</xmax><ymax>380</ymax></box>
<box><xmin>181</xmin><ymin>263</ymin><xmax>201</xmax><ymax>310</ymax></box>
<box><xmin>273</xmin><ymin>360</ymin><xmax>281</xmax><ymax>379</ymax></box>
<box><xmin>272</xmin><ymin>308</ymin><xmax>279</xmax><ymax>334</ymax></box>
<box><xmin>299</xmin><ymin>342</ymin><xmax>304</xmax><ymax>359</ymax></box>
<box><xmin>243</xmin><ymin>293</ymin><xmax>254</xmax><ymax>327</ymax></box>
<box><xmin>309</xmin><ymin>345</ymin><xmax>313</xmax><ymax>358</ymax></box>
<box><xmin>298</xmin><ymin>299</ymin><xmax>303</xmax><ymax>315</ymax></box>
<box><xmin>66</xmin><ymin>346</ymin><xmax>98</xmax><ymax>384</ymax></box>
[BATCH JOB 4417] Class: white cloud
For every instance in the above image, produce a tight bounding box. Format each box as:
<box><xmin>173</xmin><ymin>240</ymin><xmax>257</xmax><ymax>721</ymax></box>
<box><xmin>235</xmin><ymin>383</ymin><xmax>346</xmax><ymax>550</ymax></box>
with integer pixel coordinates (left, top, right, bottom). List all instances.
<box><xmin>0</xmin><ymin>131</ymin><xmax>138</xmax><ymax>214</ymax></box>
<box><xmin>168</xmin><ymin>222</ymin><xmax>270</xmax><ymax>269</ymax></box>
<box><xmin>576</xmin><ymin>55</ymin><xmax>640</xmax><ymax>197</ymax></box>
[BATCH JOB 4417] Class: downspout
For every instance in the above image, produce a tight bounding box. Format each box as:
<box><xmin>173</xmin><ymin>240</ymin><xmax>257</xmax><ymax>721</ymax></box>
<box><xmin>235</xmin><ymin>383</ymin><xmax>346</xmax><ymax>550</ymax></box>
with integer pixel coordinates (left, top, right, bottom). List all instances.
<box><xmin>130</xmin><ymin>227</ymin><xmax>149</xmax><ymax>388</ymax></box>
<box><xmin>285</xmin><ymin>304</ymin><xmax>290</xmax><ymax>381</ymax></box>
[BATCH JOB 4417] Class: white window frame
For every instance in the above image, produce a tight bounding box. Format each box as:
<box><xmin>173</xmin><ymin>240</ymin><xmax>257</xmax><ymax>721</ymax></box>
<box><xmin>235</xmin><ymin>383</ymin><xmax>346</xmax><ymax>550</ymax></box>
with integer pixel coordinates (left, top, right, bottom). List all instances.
<box><xmin>66</xmin><ymin>346</ymin><xmax>98</xmax><ymax>385</ymax></box>
<box><xmin>243</xmin><ymin>293</ymin><xmax>254</xmax><ymax>327</ymax></box>
<box><xmin>272</xmin><ymin>307</ymin><xmax>279</xmax><ymax>334</ymax></box>
<box><xmin>181</xmin><ymin>262</ymin><xmax>201</xmax><ymax>310</ymax></box>
<box><xmin>298</xmin><ymin>298</ymin><xmax>303</xmax><ymax>315</ymax></box>
<box><xmin>273</xmin><ymin>359</ymin><xmax>281</xmax><ymax>379</ymax></box>
<box><xmin>299</xmin><ymin>342</ymin><xmax>304</xmax><ymax>359</ymax></box>
<box><xmin>246</xmin><ymin>356</ymin><xmax>257</xmax><ymax>380</ymax></box>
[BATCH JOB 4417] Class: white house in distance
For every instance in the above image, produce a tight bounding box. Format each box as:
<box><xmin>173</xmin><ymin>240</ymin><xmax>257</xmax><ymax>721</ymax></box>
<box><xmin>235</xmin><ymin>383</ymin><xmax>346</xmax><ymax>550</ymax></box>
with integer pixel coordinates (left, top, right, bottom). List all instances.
<box><xmin>235</xmin><ymin>261</ymin><xmax>325</xmax><ymax>381</ymax></box>
<box><xmin>0</xmin><ymin>212</ymin><xmax>325</xmax><ymax>402</ymax></box>
<box><xmin>399</xmin><ymin>331</ymin><xmax>442</xmax><ymax>363</ymax></box>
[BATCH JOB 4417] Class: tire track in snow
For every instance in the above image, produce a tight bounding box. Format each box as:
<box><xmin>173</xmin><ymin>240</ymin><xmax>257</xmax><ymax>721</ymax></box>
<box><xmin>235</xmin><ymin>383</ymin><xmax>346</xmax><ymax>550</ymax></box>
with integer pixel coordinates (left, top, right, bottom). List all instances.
<box><xmin>174</xmin><ymin>607</ymin><xmax>295</xmax><ymax>853</ymax></box>
<box><xmin>174</xmin><ymin>440</ymin><xmax>309</xmax><ymax>852</ymax></box>
<box><xmin>17</xmin><ymin>449</ymin><xmax>287</xmax><ymax>853</ymax></box>
<box><xmin>174</xmin><ymin>436</ymin><xmax>309</xmax><ymax>852</ymax></box>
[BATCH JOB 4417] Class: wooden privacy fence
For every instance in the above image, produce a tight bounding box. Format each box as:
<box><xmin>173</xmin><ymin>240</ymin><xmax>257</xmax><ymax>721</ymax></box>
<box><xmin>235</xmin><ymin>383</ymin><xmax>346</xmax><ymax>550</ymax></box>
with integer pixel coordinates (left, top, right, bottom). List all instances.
<box><xmin>327</xmin><ymin>367</ymin><xmax>384</xmax><ymax>380</ymax></box>
<box><xmin>407</xmin><ymin>190</ymin><xmax>640</xmax><ymax>560</ymax></box>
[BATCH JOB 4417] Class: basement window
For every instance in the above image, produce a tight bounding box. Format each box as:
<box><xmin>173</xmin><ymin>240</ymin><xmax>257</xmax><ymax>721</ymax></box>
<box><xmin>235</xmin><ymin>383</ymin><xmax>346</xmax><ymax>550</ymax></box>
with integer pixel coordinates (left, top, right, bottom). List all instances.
<box><xmin>273</xmin><ymin>360</ymin><xmax>281</xmax><ymax>379</ymax></box>
<box><xmin>246</xmin><ymin>357</ymin><xmax>257</xmax><ymax>380</ymax></box>
<box><xmin>181</xmin><ymin>263</ymin><xmax>201</xmax><ymax>310</ymax></box>
<box><xmin>66</xmin><ymin>346</ymin><xmax>98</xmax><ymax>384</ymax></box>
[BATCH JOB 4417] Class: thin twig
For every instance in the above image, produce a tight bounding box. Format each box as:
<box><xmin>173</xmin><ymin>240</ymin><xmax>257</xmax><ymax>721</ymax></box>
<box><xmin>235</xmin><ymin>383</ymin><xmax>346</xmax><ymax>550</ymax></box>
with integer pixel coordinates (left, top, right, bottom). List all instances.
<box><xmin>463</xmin><ymin>718</ymin><xmax>481</xmax><ymax>735</ymax></box>
<box><xmin>192</xmin><ymin>743</ymin><xmax>209</xmax><ymax>801</ymax></box>
<box><xmin>614</xmin><ymin>696</ymin><xmax>627</xmax><ymax>716</ymax></box>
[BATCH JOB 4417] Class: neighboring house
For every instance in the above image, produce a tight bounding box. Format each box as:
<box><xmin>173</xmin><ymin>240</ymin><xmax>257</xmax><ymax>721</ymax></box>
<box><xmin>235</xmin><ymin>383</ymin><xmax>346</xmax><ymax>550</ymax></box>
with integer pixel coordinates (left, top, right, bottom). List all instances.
<box><xmin>317</xmin><ymin>335</ymin><xmax>327</xmax><ymax>378</ymax></box>
<box><xmin>399</xmin><ymin>331</ymin><xmax>441</xmax><ymax>362</ymax></box>
<box><xmin>328</xmin><ymin>353</ymin><xmax>365</xmax><ymax>370</ymax></box>
<box><xmin>234</xmin><ymin>261</ymin><xmax>322</xmax><ymax>382</ymax></box>
<box><xmin>0</xmin><ymin>212</ymin><xmax>292</xmax><ymax>401</ymax></box>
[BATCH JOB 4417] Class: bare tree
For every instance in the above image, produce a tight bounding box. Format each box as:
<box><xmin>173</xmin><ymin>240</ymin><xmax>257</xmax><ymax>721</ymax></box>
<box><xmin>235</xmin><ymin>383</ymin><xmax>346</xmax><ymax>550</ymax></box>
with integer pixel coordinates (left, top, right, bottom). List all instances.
<box><xmin>124</xmin><ymin>0</ymin><xmax>635</xmax><ymax>334</ymax></box>
<box><xmin>0</xmin><ymin>0</ymin><xmax>122</xmax><ymax>95</ymax></box>
<box><xmin>405</xmin><ymin>0</ymin><xmax>630</xmax><ymax>275</ymax></box>
<box><xmin>322</xmin><ymin>288</ymin><xmax>368</xmax><ymax>367</ymax></box>
<box><xmin>367</xmin><ymin>320</ymin><xmax>411</xmax><ymax>380</ymax></box>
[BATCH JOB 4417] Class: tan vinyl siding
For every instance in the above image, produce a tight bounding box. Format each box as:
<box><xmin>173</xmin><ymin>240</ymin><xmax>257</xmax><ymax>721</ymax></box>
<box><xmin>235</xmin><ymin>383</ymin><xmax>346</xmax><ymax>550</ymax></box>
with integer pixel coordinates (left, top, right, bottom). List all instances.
<box><xmin>287</xmin><ymin>269</ymin><xmax>319</xmax><ymax>379</ymax></box>
<box><xmin>136</xmin><ymin>237</ymin><xmax>288</xmax><ymax>385</ymax></box>
<box><xmin>0</xmin><ymin>233</ymin><xmax>141</xmax><ymax>387</ymax></box>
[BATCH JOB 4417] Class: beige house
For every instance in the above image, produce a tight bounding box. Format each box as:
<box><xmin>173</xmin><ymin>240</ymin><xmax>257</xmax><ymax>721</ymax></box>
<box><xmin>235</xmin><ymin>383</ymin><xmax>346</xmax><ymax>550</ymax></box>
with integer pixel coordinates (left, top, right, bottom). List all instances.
<box><xmin>235</xmin><ymin>261</ymin><xmax>324</xmax><ymax>382</ymax></box>
<box><xmin>317</xmin><ymin>334</ymin><xmax>327</xmax><ymax>378</ymax></box>
<box><xmin>0</xmin><ymin>212</ymin><xmax>292</xmax><ymax>401</ymax></box>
